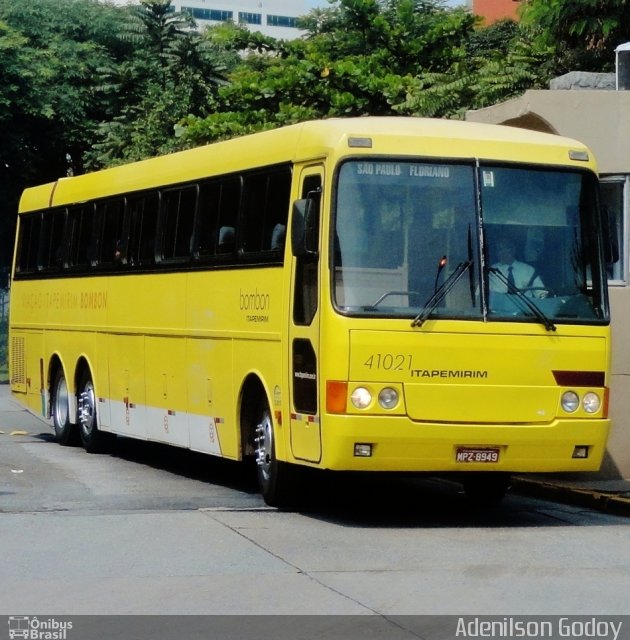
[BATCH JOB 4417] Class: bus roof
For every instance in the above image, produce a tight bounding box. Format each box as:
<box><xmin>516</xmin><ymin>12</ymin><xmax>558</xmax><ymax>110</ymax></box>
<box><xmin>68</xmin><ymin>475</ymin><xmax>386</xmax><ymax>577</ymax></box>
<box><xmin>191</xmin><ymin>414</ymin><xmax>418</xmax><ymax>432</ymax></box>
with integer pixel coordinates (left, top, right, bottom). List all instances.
<box><xmin>18</xmin><ymin>117</ymin><xmax>596</xmax><ymax>213</ymax></box>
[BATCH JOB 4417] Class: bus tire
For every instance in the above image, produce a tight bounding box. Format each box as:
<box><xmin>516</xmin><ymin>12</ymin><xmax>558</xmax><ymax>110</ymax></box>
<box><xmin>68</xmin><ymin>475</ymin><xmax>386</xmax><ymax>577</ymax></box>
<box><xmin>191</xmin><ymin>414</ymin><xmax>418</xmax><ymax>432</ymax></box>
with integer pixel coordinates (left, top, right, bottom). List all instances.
<box><xmin>254</xmin><ymin>401</ymin><xmax>296</xmax><ymax>509</ymax></box>
<box><xmin>463</xmin><ymin>473</ymin><xmax>511</xmax><ymax>505</ymax></box>
<box><xmin>52</xmin><ymin>368</ymin><xmax>78</xmax><ymax>446</ymax></box>
<box><xmin>77</xmin><ymin>369</ymin><xmax>111</xmax><ymax>454</ymax></box>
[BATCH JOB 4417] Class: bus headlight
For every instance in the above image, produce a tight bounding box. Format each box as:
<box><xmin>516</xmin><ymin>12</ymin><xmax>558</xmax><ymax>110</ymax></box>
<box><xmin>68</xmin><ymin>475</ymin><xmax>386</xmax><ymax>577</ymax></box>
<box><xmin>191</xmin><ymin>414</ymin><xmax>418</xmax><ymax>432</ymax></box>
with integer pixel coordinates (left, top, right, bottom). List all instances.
<box><xmin>350</xmin><ymin>387</ymin><xmax>372</xmax><ymax>409</ymax></box>
<box><xmin>378</xmin><ymin>387</ymin><xmax>399</xmax><ymax>409</ymax></box>
<box><xmin>582</xmin><ymin>392</ymin><xmax>601</xmax><ymax>414</ymax></box>
<box><xmin>561</xmin><ymin>391</ymin><xmax>580</xmax><ymax>413</ymax></box>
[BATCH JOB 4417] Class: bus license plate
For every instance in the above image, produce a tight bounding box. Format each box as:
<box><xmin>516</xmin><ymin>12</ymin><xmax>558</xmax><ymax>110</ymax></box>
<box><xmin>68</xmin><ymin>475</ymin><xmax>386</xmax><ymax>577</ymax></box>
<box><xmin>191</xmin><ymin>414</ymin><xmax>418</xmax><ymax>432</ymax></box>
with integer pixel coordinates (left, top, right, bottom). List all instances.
<box><xmin>456</xmin><ymin>448</ymin><xmax>500</xmax><ymax>463</ymax></box>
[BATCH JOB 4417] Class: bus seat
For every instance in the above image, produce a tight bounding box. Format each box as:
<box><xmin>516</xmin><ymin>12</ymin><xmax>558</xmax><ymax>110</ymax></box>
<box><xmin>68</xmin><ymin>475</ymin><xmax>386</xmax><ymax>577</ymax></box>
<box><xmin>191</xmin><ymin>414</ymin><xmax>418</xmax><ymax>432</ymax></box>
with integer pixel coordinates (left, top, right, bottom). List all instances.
<box><xmin>218</xmin><ymin>226</ymin><xmax>235</xmax><ymax>253</ymax></box>
<box><xmin>270</xmin><ymin>223</ymin><xmax>286</xmax><ymax>251</ymax></box>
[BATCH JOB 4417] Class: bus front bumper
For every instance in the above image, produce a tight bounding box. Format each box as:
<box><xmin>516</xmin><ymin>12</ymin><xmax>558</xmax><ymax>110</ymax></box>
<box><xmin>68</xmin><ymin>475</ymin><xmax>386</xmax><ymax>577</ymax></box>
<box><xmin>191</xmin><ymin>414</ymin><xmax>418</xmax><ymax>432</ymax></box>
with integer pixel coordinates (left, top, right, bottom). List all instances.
<box><xmin>315</xmin><ymin>415</ymin><xmax>611</xmax><ymax>473</ymax></box>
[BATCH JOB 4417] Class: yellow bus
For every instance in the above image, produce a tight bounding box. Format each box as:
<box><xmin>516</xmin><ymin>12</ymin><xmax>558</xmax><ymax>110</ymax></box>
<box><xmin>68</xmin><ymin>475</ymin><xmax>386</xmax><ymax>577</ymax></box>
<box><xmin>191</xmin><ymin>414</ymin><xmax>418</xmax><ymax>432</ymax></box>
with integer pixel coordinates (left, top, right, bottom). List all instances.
<box><xmin>9</xmin><ymin>117</ymin><xmax>612</xmax><ymax>506</ymax></box>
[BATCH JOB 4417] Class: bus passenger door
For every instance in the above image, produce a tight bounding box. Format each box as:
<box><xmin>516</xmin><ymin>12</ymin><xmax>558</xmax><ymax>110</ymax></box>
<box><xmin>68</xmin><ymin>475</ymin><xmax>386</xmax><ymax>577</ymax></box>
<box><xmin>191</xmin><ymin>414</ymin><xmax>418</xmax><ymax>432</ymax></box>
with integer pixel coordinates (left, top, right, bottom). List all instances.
<box><xmin>288</xmin><ymin>168</ymin><xmax>323</xmax><ymax>463</ymax></box>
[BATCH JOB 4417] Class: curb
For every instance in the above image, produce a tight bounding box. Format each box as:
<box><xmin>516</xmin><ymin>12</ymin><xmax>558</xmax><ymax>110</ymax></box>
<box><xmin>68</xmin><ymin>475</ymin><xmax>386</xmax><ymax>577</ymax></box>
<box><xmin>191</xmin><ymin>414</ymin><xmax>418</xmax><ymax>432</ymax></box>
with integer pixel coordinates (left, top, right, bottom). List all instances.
<box><xmin>511</xmin><ymin>477</ymin><xmax>630</xmax><ymax>518</ymax></box>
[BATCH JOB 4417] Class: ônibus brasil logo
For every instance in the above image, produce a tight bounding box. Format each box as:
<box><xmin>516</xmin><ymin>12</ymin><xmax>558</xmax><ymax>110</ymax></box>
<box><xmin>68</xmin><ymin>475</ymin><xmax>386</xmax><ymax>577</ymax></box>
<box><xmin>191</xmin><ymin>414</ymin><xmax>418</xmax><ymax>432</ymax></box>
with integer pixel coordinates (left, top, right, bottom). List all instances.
<box><xmin>8</xmin><ymin>617</ymin><xmax>73</xmax><ymax>640</ymax></box>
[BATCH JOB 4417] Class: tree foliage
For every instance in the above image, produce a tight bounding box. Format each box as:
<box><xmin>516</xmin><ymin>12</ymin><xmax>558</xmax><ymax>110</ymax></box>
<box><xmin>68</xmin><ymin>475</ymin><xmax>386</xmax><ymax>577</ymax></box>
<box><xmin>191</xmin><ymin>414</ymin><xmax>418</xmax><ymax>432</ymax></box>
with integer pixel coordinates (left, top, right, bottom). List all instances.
<box><xmin>180</xmin><ymin>0</ymin><xmax>480</xmax><ymax>146</ymax></box>
<box><xmin>0</xmin><ymin>0</ymin><xmax>128</xmax><ymax>265</ymax></box>
<box><xmin>0</xmin><ymin>0</ymin><xmax>126</xmax><ymax>178</ymax></box>
<box><xmin>84</xmin><ymin>0</ymin><xmax>229</xmax><ymax>167</ymax></box>
<box><xmin>0</xmin><ymin>0</ymin><xmax>232</xmax><ymax>264</ymax></box>
<box><xmin>178</xmin><ymin>0</ymin><xmax>553</xmax><ymax>147</ymax></box>
<box><xmin>519</xmin><ymin>0</ymin><xmax>630</xmax><ymax>73</ymax></box>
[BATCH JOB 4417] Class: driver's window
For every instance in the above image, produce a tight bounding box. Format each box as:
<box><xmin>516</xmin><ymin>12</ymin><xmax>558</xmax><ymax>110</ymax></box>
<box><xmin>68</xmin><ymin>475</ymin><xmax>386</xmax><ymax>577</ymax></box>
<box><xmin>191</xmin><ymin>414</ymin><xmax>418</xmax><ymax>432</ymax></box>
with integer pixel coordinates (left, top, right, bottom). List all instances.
<box><xmin>293</xmin><ymin>174</ymin><xmax>321</xmax><ymax>326</ymax></box>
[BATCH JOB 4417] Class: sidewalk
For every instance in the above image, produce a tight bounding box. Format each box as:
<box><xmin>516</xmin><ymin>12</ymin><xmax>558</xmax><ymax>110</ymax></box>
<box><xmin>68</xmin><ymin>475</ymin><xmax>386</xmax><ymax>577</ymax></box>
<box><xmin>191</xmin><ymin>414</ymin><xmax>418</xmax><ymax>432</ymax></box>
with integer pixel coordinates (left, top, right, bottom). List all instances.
<box><xmin>512</xmin><ymin>474</ymin><xmax>630</xmax><ymax>517</ymax></box>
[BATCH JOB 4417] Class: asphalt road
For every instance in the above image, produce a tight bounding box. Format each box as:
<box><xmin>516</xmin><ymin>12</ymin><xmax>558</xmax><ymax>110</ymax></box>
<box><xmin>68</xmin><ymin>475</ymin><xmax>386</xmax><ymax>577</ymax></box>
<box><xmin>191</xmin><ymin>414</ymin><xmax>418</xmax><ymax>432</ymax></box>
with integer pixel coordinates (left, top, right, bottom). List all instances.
<box><xmin>1</xmin><ymin>385</ymin><xmax>629</xmax><ymax>628</ymax></box>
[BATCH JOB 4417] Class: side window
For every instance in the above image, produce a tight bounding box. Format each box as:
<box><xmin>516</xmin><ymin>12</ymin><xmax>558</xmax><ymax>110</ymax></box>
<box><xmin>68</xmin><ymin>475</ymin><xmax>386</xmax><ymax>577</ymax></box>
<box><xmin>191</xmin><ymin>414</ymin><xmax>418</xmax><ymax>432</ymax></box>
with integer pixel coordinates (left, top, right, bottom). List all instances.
<box><xmin>67</xmin><ymin>204</ymin><xmax>96</xmax><ymax>269</ymax></box>
<box><xmin>241</xmin><ymin>168</ymin><xmax>291</xmax><ymax>256</ymax></box>
<box><xmin>266</xmin><ymin>170</ymin><xmax>291</xmax><ymax>252</ymax></box>
<box><xmin>600</xmin><ymin>177</ymin><xmax>626</xmax><ymax>282</ymax></box>
<box><xmin>195</xmin><ymin>181</ymin><xmax>220</xmax><ymax>259</ymax></box>
<box><xmin>159</xmin><ymin>186</ymin><xmax>197</xmax><ymax>262</ymax></box>
<box><xmin>95</xmin><ymin>199</ymin><xmax>126</xmax><ymax>267</ymax></box>
<box><xmin>16</xmin><ymin>213</ymin><xmax>42</xmax><ymax>274</ymax></box>
<box><xmin>241</xmin><ymin>173</ymin><xmax>268</xmax><ymax>253</ymax></box>
<box><xmin>216</xmin><ymin>177</ymin><xmax>241</xmax><ymax>256</ymax></box>
<box><xmin>39</xmin><ymin>208</ymin><xmax>67</xmax><ymax>272</ymax></box>
<box><xmin>128</xmin><ymin>192</ymin><xmax>159</xmax><ymax>266</ymax></box>
<box><xmin>293</xmin><ymin>174</ymin><xmax>321</xmax><ymax>326</ymax></box>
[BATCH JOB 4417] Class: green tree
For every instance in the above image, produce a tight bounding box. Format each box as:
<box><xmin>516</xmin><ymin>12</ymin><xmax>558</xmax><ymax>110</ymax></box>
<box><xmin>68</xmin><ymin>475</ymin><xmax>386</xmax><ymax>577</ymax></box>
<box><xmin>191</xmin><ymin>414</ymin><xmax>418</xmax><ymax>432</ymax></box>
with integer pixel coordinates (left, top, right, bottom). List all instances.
<box><xmin>86</xmin><ymin>0</ymin><xmax>229</xmax><ymax>166</ymax></box>
<box><xmin>467</xmin><ymin>18</ymin><xmax>521</xmax><ymax>59</ymax></box>
<box><xmin>460</xmin><ymin>18</ymin><xmax>549</xmax><ymax>112</ymax></box>
<box><xmin>0</xmin><ymin>20</ymin><xmax>30</xmax><ymax>267</ymax></box>
<box><xmin>519</xmin><ymin>0</ymin><xmax>630</xmax><ymax>73</ymax></box>
<box><xmin>180</xmin><ymin>0</ymin><xmax>478</xmax><ymax>146</ymax></box>
<box><xmin>0</xmin><ymin>0</ymin><xmax>128</xmax><ymax>266</ymax></box>
<box><xmin>0</xmin><ymin>0</ymin><xmax>126</xmax><ymax>177</ymax></box>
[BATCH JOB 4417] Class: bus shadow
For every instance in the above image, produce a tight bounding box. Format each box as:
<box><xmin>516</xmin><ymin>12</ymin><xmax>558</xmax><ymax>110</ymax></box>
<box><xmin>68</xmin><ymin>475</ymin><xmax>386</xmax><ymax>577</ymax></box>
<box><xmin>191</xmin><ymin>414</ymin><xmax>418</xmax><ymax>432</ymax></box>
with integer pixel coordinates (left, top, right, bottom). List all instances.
<box><xmin>32</xmin><ymin>430</ymin><xmax>260</xmax><ymax>496</ymax></box>
<box><xmin>106</xmin><ymin>439</ymin><xmax>513</xmax><ymax>524</ymax></box>
<box><xmin>291</xmin><ymin>471</ymin><xmax>623</xmax><ymax>529</ymax></box>
<box><xmin>31</xmin><ymin>431</ymin><xmax>623</xmax><ymax>527</ymax></box>
<box><xmin>111</xmin><ymin>436</ymin><xmax>261</xmax><ymax>495</ymax></box>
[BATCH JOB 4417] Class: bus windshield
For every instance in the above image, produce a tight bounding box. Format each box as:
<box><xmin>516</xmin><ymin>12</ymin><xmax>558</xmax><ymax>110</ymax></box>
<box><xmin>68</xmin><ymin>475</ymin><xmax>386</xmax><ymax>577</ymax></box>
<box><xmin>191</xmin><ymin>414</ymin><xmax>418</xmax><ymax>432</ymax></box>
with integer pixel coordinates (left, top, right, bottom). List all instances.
<box><xmin>332</xmin><ymin>159</ymin><xmax>608</xmax><ymax>326</ymax></box>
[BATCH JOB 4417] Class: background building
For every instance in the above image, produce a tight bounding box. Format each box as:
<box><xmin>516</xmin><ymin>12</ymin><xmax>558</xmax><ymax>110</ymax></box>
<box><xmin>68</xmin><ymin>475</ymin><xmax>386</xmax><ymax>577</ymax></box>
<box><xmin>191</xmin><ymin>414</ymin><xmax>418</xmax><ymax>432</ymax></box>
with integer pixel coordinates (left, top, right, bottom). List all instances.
<box><xmin>110</xmin><ymin>0</ymin><xmax>312</xmax><ymax>39</ymax></box>
<box><xmin>469</xmin><ymin>0</ymin><xmax>522</xmax><ymax>24</ymax></box>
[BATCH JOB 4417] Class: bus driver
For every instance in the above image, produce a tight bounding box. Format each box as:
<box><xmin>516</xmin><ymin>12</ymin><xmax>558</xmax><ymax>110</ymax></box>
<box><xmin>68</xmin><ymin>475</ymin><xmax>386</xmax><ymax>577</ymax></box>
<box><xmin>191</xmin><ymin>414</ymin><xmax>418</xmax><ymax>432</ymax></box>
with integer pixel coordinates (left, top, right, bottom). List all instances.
<box><xmin>490</xmin><ymin>237</ymin><xmax>546</xmax><ymax>297</ymax></box>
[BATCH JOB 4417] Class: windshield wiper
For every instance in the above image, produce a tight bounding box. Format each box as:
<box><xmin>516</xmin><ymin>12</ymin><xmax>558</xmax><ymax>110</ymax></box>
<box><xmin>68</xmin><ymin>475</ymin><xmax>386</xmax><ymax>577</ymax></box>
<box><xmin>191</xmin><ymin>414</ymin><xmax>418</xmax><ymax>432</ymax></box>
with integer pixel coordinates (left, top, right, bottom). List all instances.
<box><xmin>487</xmin><ymin>267</ymin><xmax>556</xmax><ymax>332</ymax></box>
<box><xmin>411</xmin><ymin>261</ymin><xmax>472</xmax><ymax>328</ymax></box>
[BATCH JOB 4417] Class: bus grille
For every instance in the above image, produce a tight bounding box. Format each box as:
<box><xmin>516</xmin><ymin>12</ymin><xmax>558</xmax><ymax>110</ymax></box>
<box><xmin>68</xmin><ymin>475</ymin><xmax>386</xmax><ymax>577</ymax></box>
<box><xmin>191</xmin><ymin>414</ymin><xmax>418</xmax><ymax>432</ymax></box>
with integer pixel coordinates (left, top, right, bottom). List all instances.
<box><xmin>10</xmin><ymin>336</ymin><xmax>26</xmax><ymax>391</ymax></box>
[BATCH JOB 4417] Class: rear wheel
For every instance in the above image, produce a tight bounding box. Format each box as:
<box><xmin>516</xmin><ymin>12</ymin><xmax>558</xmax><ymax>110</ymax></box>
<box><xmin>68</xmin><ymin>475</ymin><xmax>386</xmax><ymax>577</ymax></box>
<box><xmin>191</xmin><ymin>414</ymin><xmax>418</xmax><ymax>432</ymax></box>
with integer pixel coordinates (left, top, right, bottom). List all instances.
<box><xmin>254</xmin><ymin>401</ymin><xmax>297</xmax><ymax>508</ymax></box>
<box><xmin>52</xmin><ymin>369</ymin><xmax>78</xmax><ymax>446</ymax></box>
<box><xmin>78</xmin><ymin>369</ymin><xmax>111</xmax><ymax>453</ymax></box>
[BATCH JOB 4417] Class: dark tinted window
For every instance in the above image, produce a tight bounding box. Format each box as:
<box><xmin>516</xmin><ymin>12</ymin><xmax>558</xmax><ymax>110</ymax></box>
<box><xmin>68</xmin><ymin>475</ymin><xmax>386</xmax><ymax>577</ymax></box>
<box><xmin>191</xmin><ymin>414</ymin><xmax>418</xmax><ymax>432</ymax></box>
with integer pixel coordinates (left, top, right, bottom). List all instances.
<box><xmin>40</xmin><ymin>208</ymin><xmax>67</xmax><ymax>271</ymax></box>
<box><xmin>16</xmin><ymin>214</ymin><xmax>42</xmax><ymax>274</ymax></box>
<box><xmin>94</xmin><ymin>199</ymin><xmax>126</xmax><ymax>266</ymax></box>
<box><xmin>128</xmin><ymin>192</ymin><xmax>159</xmax><ymax>266</ymax></box>
<box><xmin>216</xmin><ymin>178</ymin><xmax>241</xmax><ymax>256</ymax></box>
<box><xmin>195</xmin><ymin>181</ymin><xmax>220</xmax><ymax>259</ymax></box>
<box><xmin>159</xmin><ymin>186</ymin><xmax>197</xmax><ymax>262</ymax></box>
<box><xmin>14</xmin><ymin>164</ymin><xmax>292</xmax><ymax>278</ymax></box>
<box><xmin>241</xmin><ymin>169</ymin><xmax>291</xmax><ymax>255</ymax></box>
<box><xmin>67</xmin><ymin>204</ymin><xmax>96</xmax><ymax>268</ymax></box>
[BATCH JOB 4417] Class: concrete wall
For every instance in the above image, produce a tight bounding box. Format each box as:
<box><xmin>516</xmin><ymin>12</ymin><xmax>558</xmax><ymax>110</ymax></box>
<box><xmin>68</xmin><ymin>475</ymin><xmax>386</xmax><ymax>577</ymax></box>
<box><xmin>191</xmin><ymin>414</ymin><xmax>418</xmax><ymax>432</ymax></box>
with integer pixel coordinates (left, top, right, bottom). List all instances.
<box><xmin>467</xmin><ymin>90</ymin><xmax>630</xmax><ymax>174</ymax></box>
<box><xmin>607</xmin><ymin>288</ymin><xmax>630</xmax><ymax>478</ymax></box>
<box><xmin>467</xmin><ymin>90</ymin><xmax>630</xmax><ymax>479</ymax></box>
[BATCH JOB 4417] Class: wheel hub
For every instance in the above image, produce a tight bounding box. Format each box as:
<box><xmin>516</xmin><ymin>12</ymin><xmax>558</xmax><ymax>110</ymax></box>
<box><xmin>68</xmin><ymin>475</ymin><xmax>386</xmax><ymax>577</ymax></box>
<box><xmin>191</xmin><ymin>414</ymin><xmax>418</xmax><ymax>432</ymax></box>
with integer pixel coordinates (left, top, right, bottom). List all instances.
<box><xmin>78</xmin><ymin>382</ymin><xmax>96</xmax><ymax>436</ymax></box>
<box><xmin>254</xmin><ymin>412</ymin><xmax>273</xmax><ymax>478</ymax></box>
<box><xmin>54</xmin><ymin>377</ymin><xmax>69</xmax><ymax>427</ymax></box>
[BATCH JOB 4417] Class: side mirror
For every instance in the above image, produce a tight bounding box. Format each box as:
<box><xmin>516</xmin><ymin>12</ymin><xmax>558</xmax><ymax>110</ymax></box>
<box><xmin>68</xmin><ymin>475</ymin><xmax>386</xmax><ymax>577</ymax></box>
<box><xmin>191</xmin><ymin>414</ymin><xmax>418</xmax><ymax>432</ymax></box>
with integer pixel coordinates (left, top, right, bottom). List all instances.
<box><xmin>291</xmin><ymin>193</ymin><xmax>320</xmax><ymax>258</ymax></box>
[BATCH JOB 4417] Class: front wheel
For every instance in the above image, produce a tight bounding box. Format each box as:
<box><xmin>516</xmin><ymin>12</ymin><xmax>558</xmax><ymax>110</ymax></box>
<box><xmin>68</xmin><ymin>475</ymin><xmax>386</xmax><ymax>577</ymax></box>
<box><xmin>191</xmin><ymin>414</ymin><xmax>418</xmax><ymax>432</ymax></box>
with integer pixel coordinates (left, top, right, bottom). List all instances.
<box><xmin>78</xmin><ymin>370</ymin><xmax>111</xmax><ymax>453</ymax></box>
<box><xmin>52</xmin><ymin>369</ymin><xmax>78</xmax><ymax>446</ymax></box>
<box><xmin>254</xmin><ymin>403</ymin><xmax>297</xmax><ymax>508</ymax></box>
